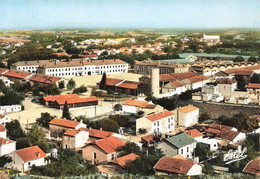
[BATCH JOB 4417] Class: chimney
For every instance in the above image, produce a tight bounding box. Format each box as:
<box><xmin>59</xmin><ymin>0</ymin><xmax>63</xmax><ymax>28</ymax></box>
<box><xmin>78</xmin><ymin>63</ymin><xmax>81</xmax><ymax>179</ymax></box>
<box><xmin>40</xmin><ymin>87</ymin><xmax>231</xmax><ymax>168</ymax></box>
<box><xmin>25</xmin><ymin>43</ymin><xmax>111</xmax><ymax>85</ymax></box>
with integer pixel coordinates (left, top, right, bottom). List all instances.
<box><xmin>36</xmin><ymin>152</ymin><xmax>40</xmax><ymax>158</ymax></box>
<box><xmin>100</xmin><ymin>127</ymin><xmax>102</xmax><ymax>131</ymax></box>
<box><xmin>180</xmin><ymin>166</ymin><xmax>182</xmax><ymax>171</ymax></box>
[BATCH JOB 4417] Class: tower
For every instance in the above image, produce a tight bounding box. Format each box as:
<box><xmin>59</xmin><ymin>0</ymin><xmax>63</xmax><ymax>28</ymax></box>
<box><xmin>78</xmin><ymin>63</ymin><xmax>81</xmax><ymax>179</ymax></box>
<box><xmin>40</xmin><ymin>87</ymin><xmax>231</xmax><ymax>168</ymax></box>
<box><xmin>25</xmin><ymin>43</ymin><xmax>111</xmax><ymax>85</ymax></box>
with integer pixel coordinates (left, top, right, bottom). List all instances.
<box><xmin>151</xmin><ymin>68</ymin><xmax>160</xmax><ymax>97</ymax></box>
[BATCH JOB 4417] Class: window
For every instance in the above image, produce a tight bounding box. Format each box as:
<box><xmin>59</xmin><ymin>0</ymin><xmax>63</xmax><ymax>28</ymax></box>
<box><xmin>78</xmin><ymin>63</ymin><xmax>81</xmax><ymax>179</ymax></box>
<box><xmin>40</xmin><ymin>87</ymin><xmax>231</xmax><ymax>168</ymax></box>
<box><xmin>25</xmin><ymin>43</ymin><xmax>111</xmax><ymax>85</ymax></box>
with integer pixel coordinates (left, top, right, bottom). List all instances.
<box><xmin>181</xmin><ymin>149</ymin><xmax>183</xmax><ymax>154</ymax></box>
<box><xmin>168</xmin><ymin>118</ymin><xmax>170</xmax><ymax>123</ymax></box>
<box><xmin>93</xmin><ymin>152</ymin><xmax>97</xmax><ymax>159</ymax></box>
<box><xmin>112</xmin><ymin>153</ymin><xmax>115</xmax><ymax>160</ymax></box>
<box><xmin>187</xmin><ymin>147</ymin><xmax>189</xmax><ymax>152</ymax></box>
<box><xmin>157</xmin><ymin>121</ymin><xmax>159</xmax><ymax>126</ymax></box>
<box><xmin>154</xmin><ymin>122</ymin><xmax>156</xmax><ymax>126</ymax></box>
<box><xmin>68</xmin><ymin>137</ymin><xmax>70</xmax><ymax>141</ymax></box>
<box><xmin>28</xmin><ymin>162</ymin><xmax>31</xmax><ymax>166</ymax></box>
<box><xmin>168</xmin><ymin>124</ymin><xmax>170</xmax><ymax>129</ymax></box>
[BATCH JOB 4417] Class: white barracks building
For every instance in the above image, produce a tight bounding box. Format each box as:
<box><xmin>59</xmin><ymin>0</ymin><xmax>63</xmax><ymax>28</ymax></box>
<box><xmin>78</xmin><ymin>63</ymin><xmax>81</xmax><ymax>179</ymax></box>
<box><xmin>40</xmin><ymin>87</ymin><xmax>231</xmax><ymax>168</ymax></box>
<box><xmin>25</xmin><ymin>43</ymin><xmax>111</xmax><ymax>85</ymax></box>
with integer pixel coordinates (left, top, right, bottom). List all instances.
<box><xmin>11</xmin><ymin>59</ymin><xmax>128</xmax><ymax>77</ymax></box>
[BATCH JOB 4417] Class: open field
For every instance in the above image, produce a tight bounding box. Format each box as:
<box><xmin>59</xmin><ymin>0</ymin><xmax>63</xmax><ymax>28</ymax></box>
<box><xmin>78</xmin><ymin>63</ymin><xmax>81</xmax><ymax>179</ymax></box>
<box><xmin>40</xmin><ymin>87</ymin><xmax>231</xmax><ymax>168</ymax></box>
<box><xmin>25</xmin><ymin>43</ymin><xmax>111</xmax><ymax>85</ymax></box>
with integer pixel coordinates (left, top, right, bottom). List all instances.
<box><xmin>65</xmin><ymin>73</ymin><xmax>143</xmax><ymax>88</ymax></box>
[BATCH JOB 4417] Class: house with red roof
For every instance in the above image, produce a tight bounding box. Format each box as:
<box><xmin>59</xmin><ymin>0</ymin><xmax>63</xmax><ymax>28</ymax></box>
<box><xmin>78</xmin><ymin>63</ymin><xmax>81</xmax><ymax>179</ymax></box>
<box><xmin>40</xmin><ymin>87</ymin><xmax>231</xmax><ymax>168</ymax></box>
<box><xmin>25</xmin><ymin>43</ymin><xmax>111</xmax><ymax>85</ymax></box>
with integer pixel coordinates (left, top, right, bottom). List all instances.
<box><xmin>28</xmin><ymin>74</ymin><xmax>61</xmax><ymax>86</ymax></box>
<box><xmin>0</xmin><ymin>124</ymin><xmax>6</xmax><ymax>138</ymax></box>
<box><xmin>136</xmin><ymin>110</ymin><xmax>174</xmax><ymax>135</ymax></box>
<box><xmin>110</xmin><ymin>153</ymin><xmax>140</xmax><ymax>170</ymax></box>
<box><xmin>161</xmin><ymin>80</ymin><xmax>187</xmax><ymax>97</ymax></box>
<box><xmin>153</xmin><ymin>155</ymin><xmax>202</xmax><ymax>176</ymax></box>
<box><xmin>242</xmin><ymin>158</ymin><xmax>260</xmax><ymax>176</ymax></box>
<box><xmin>49</xmin><ymin>118</ymin><xmax>86</xmax><ymax>139</ymax></box>
<box><xmin>62</xmin><ymin>128</ymin><xmax>89</xmax><ymax>150</ymax></box>
<box><xmin>122</xmin><ymin>99</ymin><xmax>163</xmax><ymax>114</ymax></box>
<box><xmin>82</xmin><ymin>128</ymin><xmax>115</xmax><ymax>140</ymax></box>
<box><xmin>0</xmin><ymin>137</ymin><xmax>16</xmax><ymax>156</ymax></box>
<box><xmin>3</xmin><ymin>69</ymin><xmax>33</xmax><ymax>81</ymax></box>
<box><xmin>41</xmin><ymin>94</ymin><xmax>98</xmax><ymax>109</ymax></box>
<box><xmin>180</xmin><ymin>75</ymin><xmax>209</xmax><ymax>90</ymax></box>
<box><xmin>173</xmin><ymin>105</ymin><xmax>199</xmax><ymax>127</ymax></box>
<box><xmin>81</xmin><ymin>136</ymin><xmax>125</xmax><ymax>164</ymax></box>
<box><xmin>7</xmin><ymin>146</ymin><xmax>47</xmax><ymax>172</ymax></box>
<box><xmin>205</xmin><ymin>123</ymin><xmax>246</xmax><ymax>148</ymax></box>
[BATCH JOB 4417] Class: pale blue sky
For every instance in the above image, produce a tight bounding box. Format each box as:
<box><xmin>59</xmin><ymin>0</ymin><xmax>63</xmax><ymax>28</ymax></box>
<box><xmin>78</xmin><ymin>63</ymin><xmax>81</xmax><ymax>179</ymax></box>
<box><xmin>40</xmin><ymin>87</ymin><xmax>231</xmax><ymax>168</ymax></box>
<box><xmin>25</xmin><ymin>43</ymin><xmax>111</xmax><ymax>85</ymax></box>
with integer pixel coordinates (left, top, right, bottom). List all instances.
<box><xmin>0</xmin><ymin>0</ymin><xmax>260</xmax><ymax>29</ymax></box>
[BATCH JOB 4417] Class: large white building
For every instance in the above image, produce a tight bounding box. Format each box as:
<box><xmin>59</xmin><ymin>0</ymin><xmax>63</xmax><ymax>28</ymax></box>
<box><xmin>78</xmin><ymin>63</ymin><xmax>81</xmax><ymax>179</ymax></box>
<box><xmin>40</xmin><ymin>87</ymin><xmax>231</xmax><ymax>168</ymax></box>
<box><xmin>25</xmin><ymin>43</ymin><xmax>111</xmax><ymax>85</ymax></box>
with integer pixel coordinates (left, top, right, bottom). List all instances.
<box><xmin>136</xmin><ymin>110</ymin><xmax>175</xmax><ymax>134</ymax></box>
<box><xmin>12</xmin><ymin>59</ymin><xmax>128</xmax><ymax>77</ymax></box>
<box><xmin>174</xmin><ymin>105</ymin><xmax>199</xmax><ymax>127</ymax></box>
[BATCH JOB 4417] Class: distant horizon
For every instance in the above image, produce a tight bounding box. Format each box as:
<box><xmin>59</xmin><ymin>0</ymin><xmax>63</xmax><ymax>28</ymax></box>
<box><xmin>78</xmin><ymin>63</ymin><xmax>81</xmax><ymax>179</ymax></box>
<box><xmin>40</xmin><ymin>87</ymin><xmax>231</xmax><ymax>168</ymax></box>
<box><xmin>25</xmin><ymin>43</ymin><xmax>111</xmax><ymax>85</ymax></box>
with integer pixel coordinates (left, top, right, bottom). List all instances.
<box><xmin>1</xmin><ymin>0</ymin><xmax>260</xmax><ymax>30</ymax></box>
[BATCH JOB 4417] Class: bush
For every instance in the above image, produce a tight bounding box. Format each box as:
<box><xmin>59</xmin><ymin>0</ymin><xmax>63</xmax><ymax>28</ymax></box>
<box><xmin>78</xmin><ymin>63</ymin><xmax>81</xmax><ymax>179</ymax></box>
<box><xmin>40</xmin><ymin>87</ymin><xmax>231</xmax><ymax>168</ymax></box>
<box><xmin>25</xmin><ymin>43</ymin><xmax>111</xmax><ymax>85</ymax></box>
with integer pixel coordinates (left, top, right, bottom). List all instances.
<box><xmin>72</xmin><ymin>85</ymin><xmax>87</xmax><ymax>94</ymax></box>
<box><xmin>138</xmin><ymin>128</ymin><xmax>147</xmax><ymax>134</ymax></box>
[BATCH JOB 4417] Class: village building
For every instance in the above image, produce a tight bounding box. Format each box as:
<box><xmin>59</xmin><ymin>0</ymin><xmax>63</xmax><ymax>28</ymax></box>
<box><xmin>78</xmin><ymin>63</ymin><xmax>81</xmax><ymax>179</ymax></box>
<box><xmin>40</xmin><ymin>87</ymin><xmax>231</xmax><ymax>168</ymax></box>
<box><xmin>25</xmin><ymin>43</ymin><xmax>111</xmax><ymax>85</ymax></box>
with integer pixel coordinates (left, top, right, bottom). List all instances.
<box><xmin>217</xmin><ymin>78</ymin><xmax>237</xmax><ymax>98</ymax></box>
<box><xmin>174</xmin><ymin>105</ymin><xmax>199</xmax><ymax>127</ymax></box>
<box><xmin>7</xmin><ymin>146</ymin><xmax>47</xmax><ymax>172</ymax></box>
<box><xmin>3</xmin><ymin>69</ymin><xmax>33</xmax><ymax>81</ymax></box>
<box><xmin>81</xmin><ymin>136</ymin><xmax>125</xmax><ymax>164</ymax></box>
<box><xmin>122</xmin><ymin>99</ymin><xmax>163</xmax><ymax>114</ymax></box>
<box><xmin>110</xmin><ymin>153</ymin><xmax>140</xmax><ymax>170</ymax></box>
<box><xmin>41</xmin><ymin>94</ymin><xmax>98</xmax><ymax>109</ymax></box>
<box><xmin>28</xmin><ymin>74</ymin><xmax>61</xmax><ymax>86</ymax></box>
<box><xmin>134</xmin><ymin>61</ymin><xmax>190</xmax><ymax>75</ymax></box>
<box><xmin>0</xmin><ymin>105</ymin><xmax>22</xmax><ymax>115</ymax></box>
<box><xmin>205</xmin><ymin>123</ymin><xmax>246</xmax><ymax>149</ymax></box>
<box><xmin>242</xmin><ymin>158</ymin><xmax>260</xmax><ymax>176</ymax></box>
<box><xmin>157</xmin><ymin>133</ymin><xmax>196</xmax><ymax>159</ymax></box>
<box><xmin>0</xmin><ymin>138</ymin><xmax>16</xmax><ymax>156</ymax></box>
<box><xmin>161</xmin><ymin>80</ymin><xmax>186</xmax><ymax>97</ymax></box>
<box><xmin>62</xmin><ymin>128</ymin><xmax>89</xmax><ymax>150</ymax></box>
<box><xmin>0</xmin><ymin>114</ymin><xmax>10</xmax><ymax>124</ymax></box>
<box><xmin>0</xmin><ymin>125</ymin><xmax>6</xmax><ymax>138</ymax></box>
<box><xmin>136</xmin><ymin>110</ymin><xmax>175</xmax><ymax>135</ymax></box>
<box><xmin>49</xmin><ymin>118</ymin><xmax>86</xmax><ymax>139</ymax></box>
<box><xmin>180</xmin><ymin>75</ymin><xmax>209</xmax><ymax>90</ymax></box>
<box><xmin>153</xmin><ymin>155</ymin><xmax>202</xmax><ymax>176</ymax></box>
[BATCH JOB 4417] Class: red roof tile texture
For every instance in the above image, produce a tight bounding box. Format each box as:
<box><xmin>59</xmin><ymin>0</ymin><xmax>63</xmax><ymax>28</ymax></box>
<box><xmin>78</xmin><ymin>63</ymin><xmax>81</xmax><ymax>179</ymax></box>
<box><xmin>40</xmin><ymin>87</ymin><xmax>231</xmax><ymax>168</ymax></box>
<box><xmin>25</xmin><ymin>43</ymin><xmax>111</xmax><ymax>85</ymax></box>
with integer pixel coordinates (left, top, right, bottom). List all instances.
<box><xmin>185</xmin><ymin>129</ymin><xmax>203</xmax><ymax>138</ymax></box>
<box><xmin>0</xmin><ymin>137</ymin><xmax>13</xmax><ymax>144</ymax></box>
<box><xmin>146</xmin><ymin>110</ymin><xmax>174</xmax><ymax>122</ymax></box>
<box><xmin>217</xmin><ymin>78</ymin><xmax>237</xmax><ymax>84</ymax></box>
<box><xmin>15</xmin><ymin>146</ymin><xmax>46</xmax><ymax>162</ymax></box>
<box><xmin>0</xmin><ymin>68</ymin><xmax>8</xmax><ymax>74</ymax></box>
<box><xmin>247</xmin><ymin>83</ymin><xmax>260</xmax><ymax>89</ymax></box>
<box><xmin>0</xmin><ymin>125</ymin><xmax>5</xmax><ymax>132</ymax></box>
<box><xmin>90</xmin><ymin>136</ymin><xmax>125</xmax><ymax>154</ymax></box>
<box><xmin>63</xmin><ymin>129</ymin><xmax>80</xmax><ymax>136</ymax></box>
<box><xmin>187</xmin><ymin>75</ymin><xmax>209</xmax><ymax>83</ymax></box>
<box><xmin>172</xmin><ymin>72</ymin><xmax>198</xmax><ymax>79</ymax></box>
<box><xmin>3</xmin><ymin>70</ymin><xmax>31</xmax><ymax>79</ymax></box>
<box><xmin>154</xmin><ymin>156</ymin><xmax>197</xmax><ymax>175</ymax></box>
<box><xmin>243</xmin><ymin>158</ymin><xmax>260</xmax><ymax>176</ymax></box>
<box><xmin>29</xmin><ymin>74</ymin><xmax>61</xmax><ymax>84</ymax></box>
<box><xmin>111</xmin><ymin>153</ymin><xmax>140</xmax><ymax>168</ymax></box>
<box><xmin>141</xmin><ymin>134</ymin><xmax>155</xmax><ymax>143</ymax></box>
<box><xmin>80</xmin><ymin>128</ymin><xmax>114</xmax><ymax>139</ymax></box>
<box><xmin>117</xmin><ymin>81</ymin><xmax>139</xmax><ymax>89</ymax></box>
<box><xmin>159</xmin><ymin>74</ymin><xmax>176</xmax><ymax>81</ymax></box>
<box><xmin>49</xmin><ymin>118</ymin><xmax>80</xmax><ymax>128</ymax></box>
<box><xmin>170</xmin><ymin>81</ymin><xmax>185</xmax><ymax>88</ymax></box>
<box><xmin>43</xmin><ymin>94</ymin><xmax>98</xmax><ymax>105</ymax></box>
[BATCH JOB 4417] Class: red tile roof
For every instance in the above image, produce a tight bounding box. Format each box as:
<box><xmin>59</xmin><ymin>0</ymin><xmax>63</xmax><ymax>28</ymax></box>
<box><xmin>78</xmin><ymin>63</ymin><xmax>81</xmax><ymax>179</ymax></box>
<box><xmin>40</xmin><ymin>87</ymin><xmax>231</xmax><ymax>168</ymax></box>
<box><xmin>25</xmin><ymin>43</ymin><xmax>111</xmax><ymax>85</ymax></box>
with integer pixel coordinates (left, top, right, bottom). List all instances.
<box><xmin>172</xmin><ymin>72</ymin><xmax>198</xmax><ymax>79</ymax></box>
<box><xmin>29</xmin><ymin>74</ymin><xmax>61</xmax><ymax>84</ymax></box>
<box><xmin>111</xmin><ymin>153</ymin><xmax>140</xmax><ymax>168</ymax></box>
<box><xmin>15</xmin><ymin>146</ymin><xmax>46</xmax><ymax>162</ymax></box>
<box><xmin>154</xmin><ymin>155</ymin><xmax>197</xmax><ymax>175</ymax></box>
<box><xmin>159</xmin><ymin>74</ymin><xmax>176</xmax><ymax>81</ymax></box>
<box><xmin>0</xmin><ymin>137</ymin><xmax>13</xmax><ymax>144</ymax></box>
<box><xmin>63</xmin><ymin>129</ymin><xmax>80</xmax><ymax>136</ymax></box>
<box><xmin>105</xmin><ymin>78</ymin><xmax>123</xmax><ymax>86</ymax></box>
<box><xmin>187</xmin><ymin>75</ymin><xmax>209</xmax><ymax>83</ymax></box>
<box><xmin>80</xmin><ymin>128</ymin><xmax>114</xmax><ymax>139</ymax></box>
<box><xmin>89</xmin><ymin>136</ymin><xmax>125</xmax><ymax>154</ymax></box>
<box><xmin>243</xmin><ymin>158</ymin><xmax>260</xmax><ymax>176</ymax></box>
<box><xmin>170</xmin><ymin>80</ymin><xmax>185</xmax><ymax>88</ymax></box>
<box><xmin>0</xmin><ymin>125</ymin><xmax>5</xmax><ymax>132</ymax></box>
<box><xmin>53</xmin><ymin>52</ymin><xmax>70</xmax><ymax>56</ymax></box>
<box><xmin>0</xmin><ymin>68</ymin><xmax>8</xmax><ymax>74</ymax></box>
<box><xmin>217</xmin><ymin>78</ymin><xmax>237</xmax><ymax>84</ymax></box>
<box><xmin>141</xmin><ymin>134</ymin><xmax>155</xmax><ymax>143</ymax></box>
<box><xmin>179</xmin><ymin>105</ymin><xmax>199</xmax><ymax>114</ymax></box>
<box><xmin>206</xmin><ymin>123</ymin><xmax>239</xmax><ymax>140</ymax></box>
<box><xmin>185</xmin><ymin>129</ymin><xmax>203</xmax><ymax>138</ymax></box>
<box><xmin>3</xmin><ymin>70</ymin><xmax>31</xmax><ymax>79</ymax></box>
<box><xmin>123</xmin><ymin>99</ymin><xmax>149</xmax><ymax>108</ymax></box>
<box><xmin>235</xmin><ymin>71</ymin><xmax>253</xmax><ymax>76</ymax></box>
<box><xmin>247</xmin><ymin>83</ymin><xmax>260</xmax><ymax>89</ymax></box>
<box><xmin>117</xmin><ymin>81</ymin><xmax>139</xmax><ymax>89</ymax></box>
<box><xmin>79</xmin><ymin>54</ymin><xmax>97</xmax><ymax>58</ymax></box>
<box><xmin>49</xmin><ymin>118</ymin><xmax>80</xmax><ymax>128</ymax></box>
<box><xmin>43</xmin><ymin>94</ymin><xmax>98</xmax><ymax>105</ymax></box>
<box><xmin>146</xmin><ymin>110</ymin><xmax>174</xmax><ymax>122</ymax></box>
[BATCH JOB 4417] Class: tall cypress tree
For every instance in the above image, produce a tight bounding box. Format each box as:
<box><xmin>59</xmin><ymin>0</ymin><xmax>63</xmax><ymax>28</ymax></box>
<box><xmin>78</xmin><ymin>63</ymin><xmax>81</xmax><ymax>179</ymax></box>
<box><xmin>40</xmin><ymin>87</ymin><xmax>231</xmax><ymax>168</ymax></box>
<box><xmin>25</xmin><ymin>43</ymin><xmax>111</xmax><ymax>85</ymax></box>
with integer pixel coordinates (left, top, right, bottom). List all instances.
<box><xmin>62</xmin><ymin>100</ymin><xmax>71</xmax><ymax>120</ymax></box>
<box><xmin>100</xmin><ymin>72</ymin><xmax>107</xmax><ymax>90</ymax></box>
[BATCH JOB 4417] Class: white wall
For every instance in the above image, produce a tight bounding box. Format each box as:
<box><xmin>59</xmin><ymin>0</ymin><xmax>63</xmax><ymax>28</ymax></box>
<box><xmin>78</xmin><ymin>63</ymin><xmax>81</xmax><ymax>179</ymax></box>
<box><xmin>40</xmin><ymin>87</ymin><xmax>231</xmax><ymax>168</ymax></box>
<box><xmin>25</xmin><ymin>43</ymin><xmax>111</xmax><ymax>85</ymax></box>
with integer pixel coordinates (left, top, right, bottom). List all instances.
<box><xmin>122</xmin><ymin>105</ymin><xmax>137</xmax><ymax>113</ymax></box>
<box><xmin>0</xmin><ymin>116</ymin><xmax>10</xmax><ymax>124</ymax></box>
<box><xmin>177</xmin><ymin>143</ymin><xmax>196</xmax><ymax>159</ymax></box>
<box><xmin>24</xmin><ymin>157</ymin><xmax>46</xmax><ymax>171</ymax></box>
<box><xmin>0</xmin><ymin>141</ymin><xmax>16</xmax><ymax>156</ymax></box>
<box><xmin>0</xmin><ymin>105</ymin><xmax>22</xmax><ymax>114</ymax></box>
<box><xmin>231</xmin><ymin>133</ymin><xmax>246</xmax><ymax>144</ymax></box>
<box><xmin>182</xmin><ymin>110</ymin><xmax>199</xmax><ymax>127</ymax></box>
<box><xmin>75</xmin><ymin>131</ymin><xmax>89</xmax><ymax>148</ymax></box>
<box><xmin>0</xmin><ymin>131</ymin><xmax>6</xmax><ymax>138</ymax></box>
<box><xmin>186</xmin><ymin>164</ymin><xmax>202</xmax><ymax>176</ymax></box>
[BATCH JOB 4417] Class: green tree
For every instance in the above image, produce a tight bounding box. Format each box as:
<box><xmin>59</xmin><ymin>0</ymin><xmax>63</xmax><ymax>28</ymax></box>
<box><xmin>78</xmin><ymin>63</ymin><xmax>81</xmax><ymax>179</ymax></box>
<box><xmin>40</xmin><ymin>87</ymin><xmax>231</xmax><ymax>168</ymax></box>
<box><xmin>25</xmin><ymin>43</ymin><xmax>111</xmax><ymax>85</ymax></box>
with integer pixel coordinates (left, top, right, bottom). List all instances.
<box><xmin>58</xmin><ymin>80</ymin><xmax>65</xmax><ymax>89</ymax></box>
<box><xmin>0</xmin><ymin>89</ymin><xmax>25</xmax><ymax>105</ymax></box>
<box><xmin>68</xmin><ymin>78</ymin><xmax>76</xmax><ymax>88</ymax></box>
<box><xmin>235</xmin><ymin>75</ymin><xmax>246</xmax><ymax>90</ymax></box>
<box><xmin>36</xmin><ymin>112</ymin><xmax>56</xmax><ymax>128</ymax></box>
<box><xmin>5</xmin><ymin>120</ymin><xmax>26</xmax><ymax>140</ymax></box>
<box><xmin>195</xmin><ymin>143</ymin><xmax>212</xmax><ymax>161</ymax></box>
<box><xmin>118</xmin><ymin>142</ymin><xmax>142</xmax><ymax>157</ymax></box>
<box><xmin>234</xmin><ymin>56</ymin><xmax>244</xmax><ymax>62</ymax></box>
<box><xmin>27</xmin><ymin>125</ymin><xmax>45</xmax><ymax>144</ymax></box>
<box><xmin>62</xmin><ymin>101</ymin><xmax>71</xmax><ymax>120</ymax></box>
<box><xmin>99</xmin><ymin>72</ymin><xmax>107</xmax><ymax>90</ymax></box>
<box><xmin>248</xmin><ymin>56</ymin><xmax>257</xmax><ymax>63</ymax></box>
<box><xmin>16</xmin><ymin>137</ymin><xmax>31</xmax><ymax>150</ymax></box>
<box><xmin>203</xmin><ymin>163</ymin><xmax>214</xmax><ymax>175</ymax></box>
<box><xmin>0</xmin><ymin>155</ymin><xmax>13</xmax><ymax>168</ymax></box>
<box><xmin>250</xmin><ymin>74</ymin><xmax>260</xmax><ymax>83</ymax></box>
